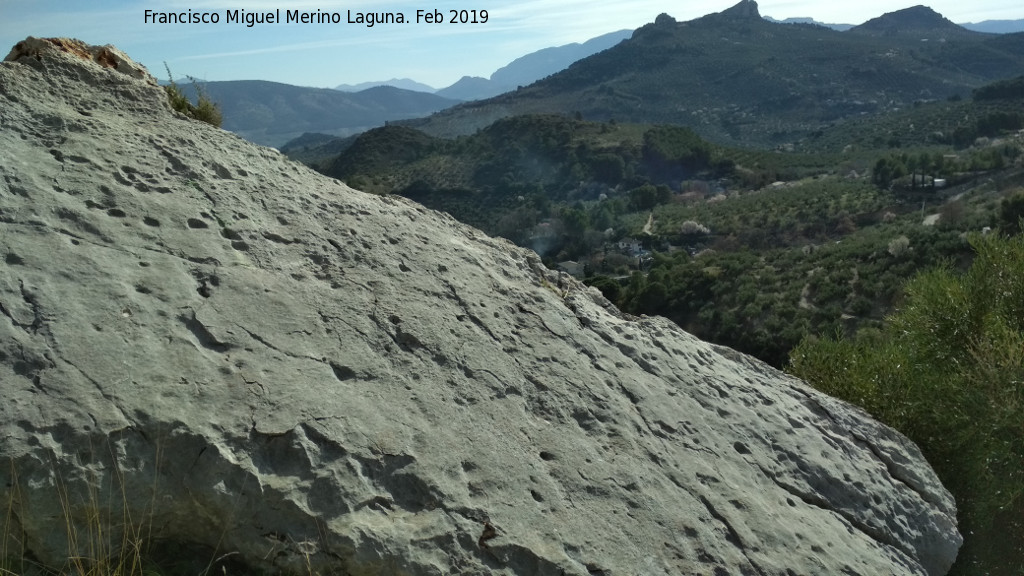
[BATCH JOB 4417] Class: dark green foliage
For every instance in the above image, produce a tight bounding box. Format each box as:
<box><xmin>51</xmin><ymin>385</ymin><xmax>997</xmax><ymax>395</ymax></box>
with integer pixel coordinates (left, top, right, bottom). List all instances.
<box><xmin>642</xmin><ymin>125</ymin><xmax>714</xmax><ymax>178</ymax></box>
<box><xmin>599</xmin><ymin>172</ymin><xmax>996</xmax><ymax>367</ymax></box>
<box><xmin>872</xmin><ymin>156</ymin><xmax>907</xmax><ymax>188</ymax></box>
<box><xmin>978</xmin><ymin>111</ymin><xmax>1024</xmax><ymax>135</ymax></box>
<box><xmin>279</xmin><ymin>132</ymin><xmax>358</xmax><ymax>167</ymax></box>
<box><xmin>789</xmin><ymin>233</ymin><xmax>1024</xmax><ymax>575</ymax></box>
<box><xmin>1000</xmin><ymin>192</ymin><xmax>1024</xmax><ymax>234</ymax></box>
<box><xmin>802</xmin><ymin>89</ymin><xmax>1024</xmax><ymax>153</ymax></box>
<box><xmin>628</xmin><ymin>184</ymin><xmax>669</xmax><ymax>211</ymax></box>
<box><xmin>320</xmin><ymin>116</ymin><xmax>744</xmax><ymax>253</ymax></box>
<box><xmin>631</xmin><ymin>279</ymin><xmax>668</xmax><ymax>311</ymax></box>
<box><xmin>587</xmin><ymin>153</ymin><xmax>626</xmax><ymax>183</ymax></box>
<box><xmin>974</xmin><ymin>75</ymin><xmax>1024</xmax><ymax>101</ymax></box>
<box><xmin>586</xmin><ymin>275</ymin><xmax>623</xmax><ymax>302</ymax></box>
<box><xmin>163</xmin><ymin>63</ymin><xmax>222</xmax><ymax>128</ymax></box>
<box><xmin>326</xmin><ymin>125</ymin><xmax>438</xmax><ymax>176</ymax></box>
<box><xmin>870</xmin><ymin>146</ymin><xmax>1019</xmax><ymax>190</ymax></box>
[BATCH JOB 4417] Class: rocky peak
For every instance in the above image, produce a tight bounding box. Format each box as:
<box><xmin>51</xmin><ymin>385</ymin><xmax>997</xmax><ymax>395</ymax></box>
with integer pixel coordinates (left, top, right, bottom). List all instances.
<box><xmin>850</xmin><ymin>5</ymin><xmax>973</xmax><ymax>36</ymax></box>
<box><xmin>0</xmin><ymin>38</ymin><xmax>961</xmax><ymax>575</ymax></box>
<box><xmin>719</xmin><ymin>0</ymin><xmax>761</xmax><ymax>20</ymax></box>
<box><xmin>653</xmin><ymin>12</ymin><xmax>677</xmax><ymax>26</ymax></box>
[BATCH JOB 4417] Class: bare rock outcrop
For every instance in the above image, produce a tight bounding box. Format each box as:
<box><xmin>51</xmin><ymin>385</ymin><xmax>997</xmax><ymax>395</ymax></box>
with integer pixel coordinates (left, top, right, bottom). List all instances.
<box><xmin>0</xmin><ymin>38</ymin><xmax>960</xmax><ymax>575</ymax></box>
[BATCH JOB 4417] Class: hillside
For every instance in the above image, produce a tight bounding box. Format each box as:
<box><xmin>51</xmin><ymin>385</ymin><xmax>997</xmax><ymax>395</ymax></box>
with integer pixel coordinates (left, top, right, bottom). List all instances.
<box><xmin>398</xmin><ymin>2</ymin><xmax>1024</xmax><ymax>146</ymax></box>
<box><xmin>277</xmin><ymin>131</ymin><xmax>360</xmax><ymax>167</ymax></box>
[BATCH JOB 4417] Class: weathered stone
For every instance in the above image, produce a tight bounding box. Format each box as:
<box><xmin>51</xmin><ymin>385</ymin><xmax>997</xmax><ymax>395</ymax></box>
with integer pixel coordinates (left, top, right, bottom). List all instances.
<box><xmin>0</xmin><ymin>38</ymin><xmax>960</xmax><ymax>575</ymax></box>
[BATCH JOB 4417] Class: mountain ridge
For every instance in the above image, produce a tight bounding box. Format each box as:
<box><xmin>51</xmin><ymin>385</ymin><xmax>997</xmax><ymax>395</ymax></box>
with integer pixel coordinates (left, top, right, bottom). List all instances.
<box><xmin>396</xmin><ymin>4</ymin><xmax>1024</xmax><ymax>145</ymax></box>
<box><xmin>178</xmin><ymin>79</ymin><xmax>460</xmax><ymax>147</ymax></box>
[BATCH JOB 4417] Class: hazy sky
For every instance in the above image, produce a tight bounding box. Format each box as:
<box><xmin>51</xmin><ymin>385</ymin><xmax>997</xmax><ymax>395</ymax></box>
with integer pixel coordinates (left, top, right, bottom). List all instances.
<box><xmin>1</xmin><ymin>0</ymin><xmax>1021</xmax><ymax>89</ymax></box>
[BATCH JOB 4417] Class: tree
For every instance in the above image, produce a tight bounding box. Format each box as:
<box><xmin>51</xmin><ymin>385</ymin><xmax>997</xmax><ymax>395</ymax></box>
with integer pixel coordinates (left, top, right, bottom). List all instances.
<box><xmin>632</xmin><ymin>281</ymin><xmax>668</xmax><ymax>311</ymax></box>
<box><xmin>588</xmin><ymin>153</ymin><xmax>625</xmax><ymax>184</ymax></box>
<box><xmin>559</xmin><ymin>206</ymin><xmax>589</xmax><ymax>237</ymax></box>
<box><xmin>629</xmin><ymin>184</ymin><xmax>660</xmax><ymax>211</ymax></box>
<box><xmin>917</xmin><ymin>152</ymin><xmax>933</xmax><ymax>188</ymax></box>
<box><xmin>871</xmin><ymin>156</ymin><xmax>906</xmax><ymax>189</ymax></box>
<box><xmin>587</xmin><ymin>275</ymin><xmax>622</xmax><ymax>303</ymax></box>
<box><xmin>906</xmin><ymin>154</ymin><xmax>919</xmax><ymax>190</ymax></box>
<box><xmin>931</xmin><ymin>152</ymin><xmax>946</xmax><ymax>177</ymax></box>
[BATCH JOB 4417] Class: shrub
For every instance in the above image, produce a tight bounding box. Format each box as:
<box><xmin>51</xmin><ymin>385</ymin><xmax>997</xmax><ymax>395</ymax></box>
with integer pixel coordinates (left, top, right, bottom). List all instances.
<box><xmin>789</xmin><ymin>232</ymin><xmax>1024</xmax><ymax>575</ymax></box>
<box><xmin>163</xmin><ymin>63</ymin><xmax>222</xmax><ymax>128</ymax></box>
<box><xmin>999</xmin><ymin>191</ymin><xmax>1024</xmax><ymax>235</ymax></box>
<box><xmin>887</xmin><ymin>235</ymin><xmax>910</xmax><ymax>257</ymax></box>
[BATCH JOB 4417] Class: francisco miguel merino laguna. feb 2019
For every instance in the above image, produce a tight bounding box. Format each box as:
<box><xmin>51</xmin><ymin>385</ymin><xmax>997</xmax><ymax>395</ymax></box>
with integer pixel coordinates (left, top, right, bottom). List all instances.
<box><xmin>143</xmin><ymin>8</ymin><xmax>489</xmax><ymax>27</ymax></box>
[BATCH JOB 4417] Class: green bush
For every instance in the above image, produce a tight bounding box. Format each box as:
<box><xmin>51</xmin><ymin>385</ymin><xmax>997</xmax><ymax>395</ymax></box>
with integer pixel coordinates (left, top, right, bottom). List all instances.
<box><xmin>999</xmin><ymin>192</ymin><xmax>1024</xmax><ymax>235</ymax></box>
<box><xmin>163</xmin><ymin>63</ymin><xmax>222</xmax><ymax>128</ymax></box>
<box><xmin>789</xmin><ymin>232</ymin><xmax>1024</xmax><ymax>575</ymax></box>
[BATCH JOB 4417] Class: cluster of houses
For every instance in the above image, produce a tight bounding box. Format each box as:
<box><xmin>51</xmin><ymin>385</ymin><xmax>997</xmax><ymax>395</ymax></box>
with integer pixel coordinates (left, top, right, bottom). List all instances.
<box><xmin>557</xmin><ymin>237</ymin><xmax>652</xmax><ymax>279</ymax></box>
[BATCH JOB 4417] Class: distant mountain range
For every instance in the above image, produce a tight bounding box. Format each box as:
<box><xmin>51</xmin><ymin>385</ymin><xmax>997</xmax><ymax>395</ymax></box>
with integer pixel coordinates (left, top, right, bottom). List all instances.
<box><xmin>436</xmin><ymin>76</ymin><xmax>502</xmax><ymax>101</ymax></box>
<box><xmin>763</xmin><ymin>16</ymin><xmax>854</xmax><ymax>31</ymax></box>
<box><xmin>178</xmin><ymin>81</ymin><xmax>459</xmax><ymax>147</ymax></box>
<box><xmin>190</xmin><ymin>2</ymin><xmax>1023</xmax><ymax>150</ymax></box>
<box><xmin>333</xmin><ymin>17</ymin><xmax>1022</xmax><ymax>100</ymax></box>
<box><xmin>396</xmin><ymin>1</ymin><xmax>1024</xmax><ymax>146</ymax></box>
<box><xmin>764</xmin><ymin>13</ymin><xmax>1023</xmax><ymax>34</ymax></box>
<box><xmin>961</xmin><ymin>19</ymin><xmax>1024</xmax><ymax>34</ymax></box>
<box><xmin>332</xmin><ymin>13</ymin><xmax>1022</xmax><ymax>100</ymax></box>
<box><xmin>190</xmin><ymin>28</ymin><xmax>633</xmax><ymax>148</ymax></box>
<box><xmin>335</xmin><ymin>29</ymin><xmax>633</xmax><ymax>101</ymax></box>
<box><xmin>334</xmin><ymin>78</ymin><xmax>437</xmax><ymax>93</ymax></box>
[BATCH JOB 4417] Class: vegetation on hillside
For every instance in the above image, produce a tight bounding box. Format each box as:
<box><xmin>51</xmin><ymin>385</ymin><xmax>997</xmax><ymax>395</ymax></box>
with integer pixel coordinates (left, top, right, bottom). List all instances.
<box><xmin>316</xmin><ymin>106</ymin><xmax>1024</xmax><ymax>368</ymax></box>
<box><xmin>790</xmin><ymin>232</ymin><xmax>1024</xmax><ymax>576</ymax></box>
<box><xmin>974</xmin><ymin>75</ymin><xmax>1024</xmax><ymax>101</ymax></box>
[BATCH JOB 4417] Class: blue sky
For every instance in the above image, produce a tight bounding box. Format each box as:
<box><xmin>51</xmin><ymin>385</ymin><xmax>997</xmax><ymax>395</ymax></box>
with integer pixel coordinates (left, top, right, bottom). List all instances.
<box><xmin>1</xmin><ymin>0</ymin><xmax>1021</xmax><ymax>89</ymax></box>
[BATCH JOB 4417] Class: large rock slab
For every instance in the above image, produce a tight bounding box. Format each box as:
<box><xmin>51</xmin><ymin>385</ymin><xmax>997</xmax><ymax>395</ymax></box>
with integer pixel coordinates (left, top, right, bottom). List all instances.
<box><xmin>0</xmin><ymin>38</ymin><xmax>960</xmax><ymax>575</ymax></box>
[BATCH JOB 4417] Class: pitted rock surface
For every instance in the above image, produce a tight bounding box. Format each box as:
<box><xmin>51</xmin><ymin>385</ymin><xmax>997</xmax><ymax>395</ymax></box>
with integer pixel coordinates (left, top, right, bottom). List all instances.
<box><xmin>0</xmin><ymin>38</ymin><xmax>960</xmax><ymax>575</ymax></box>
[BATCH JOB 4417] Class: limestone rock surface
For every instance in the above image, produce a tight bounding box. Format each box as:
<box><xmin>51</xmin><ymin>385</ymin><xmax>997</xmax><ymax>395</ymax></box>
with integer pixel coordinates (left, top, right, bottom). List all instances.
<box><xmin>0</xmin><ymin>38</ymin><xmax>961</xmax><ymax>575</ymax></box>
